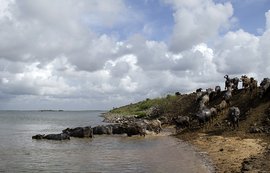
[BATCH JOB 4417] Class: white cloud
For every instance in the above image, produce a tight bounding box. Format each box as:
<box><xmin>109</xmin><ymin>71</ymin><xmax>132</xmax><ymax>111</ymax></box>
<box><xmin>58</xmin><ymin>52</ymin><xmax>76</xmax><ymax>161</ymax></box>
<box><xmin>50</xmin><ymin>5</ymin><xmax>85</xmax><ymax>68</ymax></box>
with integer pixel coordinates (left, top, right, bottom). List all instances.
<box><xmin>82</xmin><ymin>0</ymin><xmax>129</xmax><ymax>28</ymax></box>
<box><xmin>258</xmin><ymin>32</ymin><xmax>270</xmax><ymax>76</ymax></box>
<box><xmin>0</xmin><ymin>60</ymin><xmax>77</xmax><ymax>97</ymax></box>
<box><xmin>0</xmin><ymin>0</ymin><xmax>270</xmax><ymax>110</ymax></box>
<box><xmin>0</xmin><ymin>0</ymin><xmax>13</xmax><ymax>20</ymax></box>
<box><xmin>265</xmin><ymin>10</ymin><xmax>270</xmax><ymax>30</ymax></box>
<box><xmin>213</xmin><ymin>29</ymin><xmax>259</xmax><ymax>74</ymax></box>
<box><xmin>164</xmin><ymin>0</ymin><xmax>233</xmax><ymax>52</ymax></box>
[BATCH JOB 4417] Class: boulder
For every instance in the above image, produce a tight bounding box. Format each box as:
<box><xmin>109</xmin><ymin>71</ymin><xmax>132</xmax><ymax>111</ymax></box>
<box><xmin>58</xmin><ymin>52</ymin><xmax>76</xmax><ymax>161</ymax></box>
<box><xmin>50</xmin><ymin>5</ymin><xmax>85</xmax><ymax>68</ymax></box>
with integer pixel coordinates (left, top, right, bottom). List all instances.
<box><xmin>111</xmin><ymin>124</ymin><xmax>125</xmax><ymax>134</ymax></box>
<box><xmin>32</xmin><ymin>134</ymin><xmax>45</xmax><ymax>140</ymax></box>
<box><xmin>144</xmin><ymin>119</ymin><xmax>162</xmax><ymax>133</ymax></box>
<box><xmin>93</xmin><ymin>125</ymin><xmax>113</xmax><ymax>135</ymax></box>
<box><xmin>32</xmin><ymin>133</ymin><xmax>70</xmax><ymax>140</ymax></box>
<box><xmin>44</xmin><ymin>133</ymin><xmax>70</xmax><ymax>140</ymax></box>
<box><xmin>173</xmin><ymin>116</ymin><xmax>190</xmax><ymax>129</ymax></box>
<box><xmin>249</xmin><ymin>126</ymin><xmax>264</xmax><ymax>133</ymax></box>
<box><xmin>62</xmin><ymin>126</ymin><xmax>93</xmax><ymax>138</ymax></box>
<box><xmin>92</xmin><ymin>123</ymin><xmax>146</xmax><ymax>136</ymax></box>
<box><xmin>122</xmin><ymin>122</ymin><xmax>146</xmax><ymax>137</ymax></box>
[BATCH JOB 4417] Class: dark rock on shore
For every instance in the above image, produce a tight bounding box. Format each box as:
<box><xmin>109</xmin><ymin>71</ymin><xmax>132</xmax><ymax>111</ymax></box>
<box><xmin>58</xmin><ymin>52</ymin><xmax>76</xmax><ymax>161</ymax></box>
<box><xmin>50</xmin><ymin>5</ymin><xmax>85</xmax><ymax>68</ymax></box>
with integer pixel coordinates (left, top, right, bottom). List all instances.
<box><xmin>144</xmin><ymin>119</ymin><xmax>162</xmax><ymax>133</ymax></box>
<box><xmin>32</xmin><ymin>133</ymin><xmax>70</xmax><ymax>140</ymax></box>
<box><xmin>33</xmin><ymin>126</ymin><xmax>93</xmax><ymax>140</ymax></box>
<box><xmin>62</xmin><ymin>126</ymin><xmax>93</xmax><ymax>138</ymax></box>
<box><xmin>93</xmin><ymin>119</ymin><xmax>162</xmax><ymax>136</ymax></box>
<box><xmin>32</xmin><ymin>118</ymin><xmax>162</xmax><ymax>141</ymax></box>
<box><xmin>93</xmin><ymin>125</ymin><xmax>113</xmax><ymax>135</ymax></box>
<box><xmin>121</xmin><ymin>122</ymin><xmax>146</xmax><ymax>137</ymax></box>
<box><xmin>32</xmin><ymin>134</ymin><xmax>45</xmax><ymax>139</ymax></box>
<box><xmin>92</xmin><ymin>123</ymin><xmax>146</xmax><ymax>136</ymax></box>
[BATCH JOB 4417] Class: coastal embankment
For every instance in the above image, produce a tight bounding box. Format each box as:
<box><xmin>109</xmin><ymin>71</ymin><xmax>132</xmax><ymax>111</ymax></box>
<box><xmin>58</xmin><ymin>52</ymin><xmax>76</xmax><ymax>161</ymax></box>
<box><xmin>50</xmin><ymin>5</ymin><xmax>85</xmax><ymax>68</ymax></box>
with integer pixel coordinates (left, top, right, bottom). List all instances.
<box><xmin>106</xmin><ymin>85</ymin><xmax>270</xmax><ymax>172</ymax></box>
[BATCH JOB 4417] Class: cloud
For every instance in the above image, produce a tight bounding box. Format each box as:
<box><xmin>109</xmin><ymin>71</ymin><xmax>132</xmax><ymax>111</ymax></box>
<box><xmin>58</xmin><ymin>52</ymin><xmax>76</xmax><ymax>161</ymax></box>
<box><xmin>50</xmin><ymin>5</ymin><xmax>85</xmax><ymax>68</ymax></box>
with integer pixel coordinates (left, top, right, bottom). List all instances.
<box><xmin>0</xmin><ymin>0</ymin><xmax>270</xmax><ymax>110</ymax></box>
<box><xmin>164</xmin><ymin>0</ymin><xmax>233</xmax><ymax>52</ymax></box>
<box><xmin>213</xmin><ymin>29</ymin><xmax>259</xmax><ymax>74</ymax></box>
<box><xmin>0</xmin><ymin>0</ymin><xmax>131</xmax><ymax>65</ymax></box>
<box><xmin>0</xmin><ymin>59</ymin><xmax>77</xmax><ymax>97</ymax></box>
<box><xmin>266</xmin><ymin>10</ymin><xmax>270</xmax><ymax>30</ymax></box>
<box><xmin>258</xmin><ymin>12</ymin><xmax>270</xmax><ymax>76</ymax></box>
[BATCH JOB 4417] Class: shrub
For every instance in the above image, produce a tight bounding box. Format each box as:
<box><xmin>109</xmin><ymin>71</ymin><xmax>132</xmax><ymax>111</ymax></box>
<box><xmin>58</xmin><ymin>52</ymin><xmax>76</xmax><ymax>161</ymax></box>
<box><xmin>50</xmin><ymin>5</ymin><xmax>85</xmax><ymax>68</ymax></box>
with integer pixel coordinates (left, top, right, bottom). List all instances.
<box><xmin>135</xmin><ymin>112</ymin><xmax>147</xmax><ymax>118</ymax></box>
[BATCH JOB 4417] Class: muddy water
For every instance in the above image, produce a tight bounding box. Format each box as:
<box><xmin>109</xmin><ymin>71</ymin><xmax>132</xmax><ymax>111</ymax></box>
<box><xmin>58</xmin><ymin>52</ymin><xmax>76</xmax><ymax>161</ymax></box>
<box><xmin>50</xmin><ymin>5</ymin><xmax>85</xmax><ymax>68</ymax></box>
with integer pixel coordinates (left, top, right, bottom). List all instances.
<box><xmin>0</xmin><ymin>111</ymin><xmax>212</xmax><ymax>172</ymax></box>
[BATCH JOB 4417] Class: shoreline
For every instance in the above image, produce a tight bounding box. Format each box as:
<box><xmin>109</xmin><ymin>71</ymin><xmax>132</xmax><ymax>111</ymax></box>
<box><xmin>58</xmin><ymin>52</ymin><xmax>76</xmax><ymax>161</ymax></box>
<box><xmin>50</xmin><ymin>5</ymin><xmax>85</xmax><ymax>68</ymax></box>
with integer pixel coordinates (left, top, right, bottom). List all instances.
<box><xmin>137</xmin><ymin>127</ymin><xmax>216</xmax><ymax>173</ymax></box>
<box><xmin>102</xmin><ymin>112</ymin><xmax>270</xmax><ymax>172</ymax></box>
<box><xmin>102</xmin><ymin>113</ymin><xmax>217</xmax><ymax>172</ymax></box>
<box><xmin>176</xmin><ymin>131</ymin><xmax>268</xmax><ymax>173</ymax></box>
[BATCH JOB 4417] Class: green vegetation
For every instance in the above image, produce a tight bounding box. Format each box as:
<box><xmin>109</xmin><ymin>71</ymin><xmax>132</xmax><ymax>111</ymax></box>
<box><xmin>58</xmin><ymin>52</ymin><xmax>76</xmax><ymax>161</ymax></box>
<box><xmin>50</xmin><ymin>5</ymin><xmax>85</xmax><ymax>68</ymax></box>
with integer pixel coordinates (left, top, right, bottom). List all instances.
<box><xmin>109</xmin><ymin>94</ymin><xmax>183</xmax><ymax>118</ymax></box>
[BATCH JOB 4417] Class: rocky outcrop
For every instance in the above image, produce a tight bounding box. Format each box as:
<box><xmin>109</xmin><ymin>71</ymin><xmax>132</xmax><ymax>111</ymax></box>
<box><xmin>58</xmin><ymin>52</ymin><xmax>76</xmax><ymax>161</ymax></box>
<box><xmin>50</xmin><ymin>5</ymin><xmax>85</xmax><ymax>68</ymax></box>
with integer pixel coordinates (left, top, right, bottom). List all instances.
<box><xmin>62</xmin><ymin>126</ymin><xmax>93</xmax><ymax>138</ymax></box>
<box><xmin>32</xmin><ymin>133</ymin><xmax>70</xmax><ymax>140</ymax></box>
<box><xmin>93</xmin><ymin>125</ymin><xmax>113</xmax><ymax>135</ymax></box>
<box><xmin>32</xmin><ymin>119</ymin><xmax>162</xmax><ymax>141</ymax></box>
<box><xmin>92</xmin><ymin>119</ymin><xmax>162</xmax><ymax>136</ymax></box>
<box><xmin>92</xmin><ymin>123</ymin><xmax>146</xmax><ymax>136</ymax></box>
<box><xmin>32</xmin><ymin>126</ymin><xmax>93</xmax><ymax>141</ymax></box>
<box><xmin>144</xmin><ymin>119</ymin><xmax>162</xmax><ymax>133</ymax></box>
<box><xmin>121</xmin><ymin>122</ymin><xmax>146</xmax><ymax>137</ymax></box>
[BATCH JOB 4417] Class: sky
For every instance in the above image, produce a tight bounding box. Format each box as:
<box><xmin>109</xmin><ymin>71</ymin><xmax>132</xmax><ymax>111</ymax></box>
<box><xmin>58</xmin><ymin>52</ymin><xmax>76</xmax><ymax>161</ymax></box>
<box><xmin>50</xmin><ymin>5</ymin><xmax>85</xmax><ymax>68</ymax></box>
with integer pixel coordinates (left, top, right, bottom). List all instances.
<box><xmin>0</xmin><ymin>0</ymin><xmax>270</xmax><ymax>110</ymax></box>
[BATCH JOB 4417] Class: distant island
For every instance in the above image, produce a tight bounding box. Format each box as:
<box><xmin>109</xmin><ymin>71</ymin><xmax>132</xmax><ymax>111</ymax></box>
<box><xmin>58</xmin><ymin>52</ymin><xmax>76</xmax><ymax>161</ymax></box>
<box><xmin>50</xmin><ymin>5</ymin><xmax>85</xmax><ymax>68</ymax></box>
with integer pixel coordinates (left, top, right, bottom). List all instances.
<box><xmin>39</xmin><ymin>110</ymin><xmax>64</xmax><ymax>112</ymax></box>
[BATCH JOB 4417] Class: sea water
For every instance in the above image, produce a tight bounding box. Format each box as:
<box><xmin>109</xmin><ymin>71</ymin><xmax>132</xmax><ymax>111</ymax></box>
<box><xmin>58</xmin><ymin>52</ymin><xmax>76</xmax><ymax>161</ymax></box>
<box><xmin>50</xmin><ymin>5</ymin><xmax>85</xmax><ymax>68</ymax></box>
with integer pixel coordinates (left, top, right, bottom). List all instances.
<box><xmin>0</xmin><ymin>110</ymin><xmax>212</xmax><ymax>173</ymax></box>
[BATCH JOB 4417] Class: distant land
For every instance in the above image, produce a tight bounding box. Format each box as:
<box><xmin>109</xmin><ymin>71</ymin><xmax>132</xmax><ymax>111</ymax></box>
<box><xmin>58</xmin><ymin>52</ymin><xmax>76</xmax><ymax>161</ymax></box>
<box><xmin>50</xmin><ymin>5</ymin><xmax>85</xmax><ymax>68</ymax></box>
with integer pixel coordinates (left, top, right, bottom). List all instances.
<box><xmin>39</xmin><ymin>110</ymin><xmax>64</xmax><ymax>112</ymax></box>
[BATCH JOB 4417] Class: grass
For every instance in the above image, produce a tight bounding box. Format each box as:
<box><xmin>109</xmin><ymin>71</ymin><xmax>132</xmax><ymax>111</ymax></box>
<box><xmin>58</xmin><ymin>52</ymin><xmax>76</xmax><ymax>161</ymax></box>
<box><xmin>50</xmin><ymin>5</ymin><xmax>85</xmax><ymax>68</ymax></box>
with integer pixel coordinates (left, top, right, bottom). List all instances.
<box><xmin>109</xmin><ymin>94</ymin><xmax>180</xmax><ymax>117</ymax></box>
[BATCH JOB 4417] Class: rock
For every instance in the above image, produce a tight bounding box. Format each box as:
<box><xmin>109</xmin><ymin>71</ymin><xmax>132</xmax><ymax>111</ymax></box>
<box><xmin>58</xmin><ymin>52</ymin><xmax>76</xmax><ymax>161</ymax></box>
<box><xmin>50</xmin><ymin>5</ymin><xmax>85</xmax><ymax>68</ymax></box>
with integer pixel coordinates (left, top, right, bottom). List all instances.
<box><xmin>143</xmin><ymin>119</ymin><xmax>162</xmax><ymax>133</ymax></box>
<box><xmin>32</xmin><ymin>134</ymin><xmax>45</xmax><ymax>139</ymax></box>
<box><xmin>149</xmin><ymin>105</ymin><xmax>164</xmax><ymax>118</ymax></box>
<box><xmin>249</xmin><ymin>126</ymin><xmax>263</xmax><ymax>133</ymax></box>
<box><xmin>111</xmin><ymin>124</ymin><xmax>125</xmax><ymax>134</ymax></box>
<box><xmin>93</xmin><ymin>125</ymin><xmax>113</xmax><ymax>135</ymax></box>
<box><xmin>92</xmin><ymin>123</ymin><xmax>148</xmax><ymax>137</ymax></box>
<box><xmin>173</xmin><ymin>116</ymin><xmax>190</xmax><ymax>129</ymax></box>
<box><xmin>115</xmin><ymin>119</ymin><xmax>162</xmax><ymax>136</ymax></box>
<box><xmin>241</xmin><ymin>159</ymin><xmax>253</xmax><ymax>172</ymax></box>
<box><xmin>159</xmin><ymin>116</ymin><xmax>169</xmax><ymax>125</ymax></box>
<box><xmin>62</xmin><ymin>126</ymin><xmax>93</xmax><ymax>138</ymax></box>
<box><xmin>242</xmin><ymin>163</ymin><xmax>252</xmax><ymax>172</ymax></box>
<box><xmin>44</xmin><ymin>133</ymin><xmax>70</xmax><ymax>140</ymax></box>
<box><xmin>32</xmin><ymin>133</ymin><xmax>70</xmax><ymax>140</ymax></box>
<box><xmin>123</xmin><ymin>122</ymin><xmax>146</xmax><ymax>137</ymax></box>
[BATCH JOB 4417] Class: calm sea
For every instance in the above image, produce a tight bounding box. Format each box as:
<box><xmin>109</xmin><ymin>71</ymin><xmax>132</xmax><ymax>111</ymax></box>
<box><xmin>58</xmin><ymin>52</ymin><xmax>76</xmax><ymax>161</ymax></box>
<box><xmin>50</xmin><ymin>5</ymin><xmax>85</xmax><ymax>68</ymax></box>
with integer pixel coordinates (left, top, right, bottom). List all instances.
<box><xmin>0</xmin><ymin>110</ymin><xmax>212</xmax><ymax>173</ymax></box>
